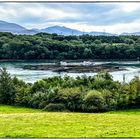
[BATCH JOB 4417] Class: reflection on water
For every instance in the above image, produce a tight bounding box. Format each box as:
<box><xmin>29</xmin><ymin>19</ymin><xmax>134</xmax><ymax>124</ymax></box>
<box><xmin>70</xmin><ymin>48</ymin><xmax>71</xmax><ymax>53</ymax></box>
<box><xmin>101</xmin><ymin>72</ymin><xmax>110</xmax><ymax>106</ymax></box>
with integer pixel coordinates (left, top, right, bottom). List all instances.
<box><xmin>0</xmin><ymin>61</ymin><xmax>140</xmax><ymax>83</ymax></box>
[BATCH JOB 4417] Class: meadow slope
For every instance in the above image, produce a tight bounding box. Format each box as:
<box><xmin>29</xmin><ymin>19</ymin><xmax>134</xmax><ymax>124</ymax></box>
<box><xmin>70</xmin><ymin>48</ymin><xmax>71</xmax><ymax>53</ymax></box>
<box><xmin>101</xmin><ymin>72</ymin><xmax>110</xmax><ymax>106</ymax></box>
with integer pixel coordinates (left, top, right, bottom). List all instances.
<box><xmin>0</xmin><ymin>105</ymin><xmax>140</xmax><ymax>138</ymax></box>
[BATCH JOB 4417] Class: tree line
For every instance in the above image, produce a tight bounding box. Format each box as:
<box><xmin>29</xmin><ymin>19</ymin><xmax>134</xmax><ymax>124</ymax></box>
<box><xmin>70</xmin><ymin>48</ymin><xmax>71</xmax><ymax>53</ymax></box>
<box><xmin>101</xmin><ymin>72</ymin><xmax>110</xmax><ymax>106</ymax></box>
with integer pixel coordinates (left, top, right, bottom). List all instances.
<box><xmin>0</xmin><ymin>68</ymin><xmax>140</xmax><ymax>112</ymax></box>
<box><xmin>0</xmin><ymin>32</ymin><xmax>140</xmax><ymax>60</ymax></box>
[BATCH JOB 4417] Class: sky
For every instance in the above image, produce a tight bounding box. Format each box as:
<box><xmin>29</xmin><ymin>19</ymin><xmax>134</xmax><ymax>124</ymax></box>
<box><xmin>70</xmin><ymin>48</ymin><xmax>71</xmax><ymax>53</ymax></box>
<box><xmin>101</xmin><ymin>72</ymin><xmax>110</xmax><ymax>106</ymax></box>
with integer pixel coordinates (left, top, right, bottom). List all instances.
<box><xmin>0</xmin><ymin>2</ymin><xmax>140</xmax><ymax>34</ymax></box>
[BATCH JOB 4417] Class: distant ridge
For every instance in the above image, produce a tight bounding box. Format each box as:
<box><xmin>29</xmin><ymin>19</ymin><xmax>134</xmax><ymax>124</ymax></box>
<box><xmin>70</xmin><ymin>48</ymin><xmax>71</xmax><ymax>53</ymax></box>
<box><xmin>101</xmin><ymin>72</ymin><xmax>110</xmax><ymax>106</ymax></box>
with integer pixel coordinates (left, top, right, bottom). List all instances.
<box><xmin>40</xmin><ymin>25</ymin><xmax>83</xmax><ymax>36</ymax></box>
<box><xmin>0</xmin><ymin>20</ymin><xmax>139</xmax><ymax>36</ymax></box>
<box><xmin>121</xmin><ymin>32</ymin><xmax>140</xmax><ymax>36</ymax></box>
<box><xmin>0</xmin><ymin>20</ymin><xmax>38</xmax><ymax>35</ymax></box>
<box><xmin>0</xmin><ymin>20</ymin><xmax>26</xmax><ymax>33</ymax></box>
<box><xmin>89</xmin><ymin>31</ymin><xmax>117</xmax><ymax>36</ymax></box>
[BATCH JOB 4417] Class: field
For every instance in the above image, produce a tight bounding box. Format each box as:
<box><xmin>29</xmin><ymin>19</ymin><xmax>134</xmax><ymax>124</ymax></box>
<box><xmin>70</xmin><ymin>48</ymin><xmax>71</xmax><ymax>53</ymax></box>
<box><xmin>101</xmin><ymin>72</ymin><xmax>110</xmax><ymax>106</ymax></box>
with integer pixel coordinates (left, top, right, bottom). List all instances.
<box><xmin>0</xmin><ymin>105</ymin><xmax>140</xmax><ymax>138</ymax></box>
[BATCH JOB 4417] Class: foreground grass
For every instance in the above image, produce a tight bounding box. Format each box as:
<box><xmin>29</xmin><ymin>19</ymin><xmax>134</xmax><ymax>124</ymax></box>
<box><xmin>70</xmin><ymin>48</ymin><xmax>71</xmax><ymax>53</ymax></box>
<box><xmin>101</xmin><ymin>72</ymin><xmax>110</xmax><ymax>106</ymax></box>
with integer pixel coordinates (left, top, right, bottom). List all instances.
<box><xmin>0</xmin><ymin>105</ymin><xmax>140</xmax><ymax>138</ymax></box>
<box><xmin>0</xmin><ymin>104</ymin><xmax>42</xmax><ymax>113</ymax></box>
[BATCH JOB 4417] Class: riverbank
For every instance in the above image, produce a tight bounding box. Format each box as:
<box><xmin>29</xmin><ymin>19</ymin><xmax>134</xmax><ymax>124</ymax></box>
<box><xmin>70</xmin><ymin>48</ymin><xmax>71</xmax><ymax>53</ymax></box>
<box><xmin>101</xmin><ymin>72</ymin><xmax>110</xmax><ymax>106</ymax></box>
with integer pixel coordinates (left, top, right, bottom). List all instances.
<box><xmin>0</xmin><ymin>59</ymin><xmax>140</xmax><ymax>62</ymax></box>
<box><xmin>23</xmin><ymin>64</ymin><xmax>125</xmax><ymax>73</ymax></box>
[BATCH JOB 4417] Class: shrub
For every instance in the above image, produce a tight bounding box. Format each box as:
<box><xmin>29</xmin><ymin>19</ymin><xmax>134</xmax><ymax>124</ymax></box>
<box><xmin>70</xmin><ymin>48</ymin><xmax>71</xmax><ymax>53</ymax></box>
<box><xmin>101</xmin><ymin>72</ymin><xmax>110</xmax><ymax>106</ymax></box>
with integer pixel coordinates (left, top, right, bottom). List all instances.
<box><xmin>29</xmin><ymin>88</ymin><xmax>61</xmax><ymax>109</ymax></box>
<box><xmin>38</xmin><ymin>101</ymin><xmax>48</xmax><ymax>109</ymax></box>
<box><xmin>58</xmin><ymin>87</ymin><xmax>84</xmax><ymax>111</ymax></box>
<box><xmin>0</xmin><ymin>68</ymin><xmax>15</xmax><ymax>104</ymax></box>
<box><xmin>29</xmin><ymin>92</ymin><xmax>48</xmax><ymax>108</ymax></box>
<box><xmin>31</xmin><ymin>80</ymin><xmax>47</xmax><ymax>93</ymax></box>
<box><xmin>46</xmin><ymin>88</ymin><xmax>60</xmax><ymax>103</ymax></box>
<box><xmin>14</xmin><ymin>87</ymin><xmax>32</xmax><ymax>107</ymax></box>
<box><xmin>12</xmin><ymin>76</ymin><xmax>27</xmax><ymax>88</ymax></box>
<box><xmin>43</xmin><ymin>103</ymin><xmax>68</xmax><ymax>112</ymax></box>
<box><xmin>117</xmin><ymin>93</ymin><xmax>130</xmax><ymax>109</ymax></box>
<box><xmin>83</xmin><ymin>90</ymin><xmax>106</xmax><ymax>112</ymax></box>
<box><xmin>91</xmin><ymin>72</ymin><xmax>118</xmax><ymax>90</ymax></box>
<box><xmin>101</xmin><ymin>89</ymin><xmax>118</xmax><ymax>111</ymax></box>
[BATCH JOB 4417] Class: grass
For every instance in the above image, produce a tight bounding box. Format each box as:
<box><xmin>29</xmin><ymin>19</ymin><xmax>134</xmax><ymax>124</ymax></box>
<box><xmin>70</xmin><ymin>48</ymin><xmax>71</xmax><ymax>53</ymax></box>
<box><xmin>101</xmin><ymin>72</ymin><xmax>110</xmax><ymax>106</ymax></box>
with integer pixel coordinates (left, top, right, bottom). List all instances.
<box><xmin>0</xmin><ymin>104</ymin><xmax>140</xmax><ymax>138</ymax></box>
<box><xmin>0</xmin><ymin>104</ymin><xmax>42</xmax><ymax>113</ymax></box>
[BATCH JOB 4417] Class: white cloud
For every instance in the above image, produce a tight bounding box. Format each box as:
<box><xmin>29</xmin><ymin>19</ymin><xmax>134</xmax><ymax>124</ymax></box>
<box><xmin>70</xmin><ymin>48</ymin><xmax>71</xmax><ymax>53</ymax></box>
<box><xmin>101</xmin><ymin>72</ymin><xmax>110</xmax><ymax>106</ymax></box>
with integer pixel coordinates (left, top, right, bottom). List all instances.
<box><xmin>0</xmin><ymin>3</ymin><xmax>140</xmax><ymax>34</ymax></box>
<box><xmin>0</xmin><ymin>3</ymin><xmax>80</xmax><ymax>24</ymax></box>
<box><xmin>118</xmin><ymin>3</ymin><xmax>140</xmax><ymax>13</ymax></box>
<box><xmin>58</xmin><ymin>20</ymin><xmax>140</xmax><ymax>34</ymax></box>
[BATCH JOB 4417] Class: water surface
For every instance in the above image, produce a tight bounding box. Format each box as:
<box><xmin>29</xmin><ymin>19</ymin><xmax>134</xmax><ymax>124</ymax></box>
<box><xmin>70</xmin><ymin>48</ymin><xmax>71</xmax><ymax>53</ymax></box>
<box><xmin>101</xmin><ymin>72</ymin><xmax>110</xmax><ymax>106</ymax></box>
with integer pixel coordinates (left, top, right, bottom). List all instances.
<box><xmin>0</xmin><ymin>61</ymin><xmax>140</xmax><ymax>83</ymax></box>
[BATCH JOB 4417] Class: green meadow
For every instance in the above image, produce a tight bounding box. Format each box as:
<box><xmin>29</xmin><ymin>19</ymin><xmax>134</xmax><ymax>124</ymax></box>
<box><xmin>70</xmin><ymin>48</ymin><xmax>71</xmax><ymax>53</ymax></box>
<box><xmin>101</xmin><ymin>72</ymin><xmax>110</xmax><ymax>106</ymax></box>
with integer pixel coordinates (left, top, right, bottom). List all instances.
<box><xmin>0</xmin><ymin>104</ymin><xmax>140</xmax><ymax>138</ymax></box>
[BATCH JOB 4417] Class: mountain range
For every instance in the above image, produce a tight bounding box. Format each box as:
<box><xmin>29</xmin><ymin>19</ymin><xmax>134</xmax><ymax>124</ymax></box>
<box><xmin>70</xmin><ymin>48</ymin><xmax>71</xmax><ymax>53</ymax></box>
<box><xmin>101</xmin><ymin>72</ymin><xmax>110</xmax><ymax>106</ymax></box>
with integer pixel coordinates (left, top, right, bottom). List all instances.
<box><xmin>0</xmin><ymin>20</ymin><xmax>139</xmax><ymax>36</ymax></box>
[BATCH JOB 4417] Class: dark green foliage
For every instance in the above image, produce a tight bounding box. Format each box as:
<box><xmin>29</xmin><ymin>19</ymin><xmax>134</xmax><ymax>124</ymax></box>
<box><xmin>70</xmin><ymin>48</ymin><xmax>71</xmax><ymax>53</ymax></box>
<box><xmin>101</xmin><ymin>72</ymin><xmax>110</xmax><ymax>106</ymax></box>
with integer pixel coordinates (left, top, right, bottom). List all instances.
<box><xmin>14</xmin><ymin>87</ymin><xmax>31</xmax><ymax>107</ymax></box>
<box><xmin>12</xmin><ymin>76</ymin><xmax>27</xmax><ymax>87</ymax></box>
<box><xmin>29</xmin><ymin>91</ymin><xmax>48</xmax><ymax>108</ymax></box>
<box><xmin>0</xmin><ymin>32</ymin><xmax>140</xmax><ymax>60</ymax></box>
<box><xmin>101</xmin><ymin>89</ymin><xmax>118</xmax><ymax>111</ymax></box>
<box><xmin>0</xmin><ymin>68</ymin><xmax>15</xmax><ymax>104</ymax></box>
<box><xmin>58</xmin><ymin>87</ymin><xmax>84</xmax><ymax>111</ymax></box>
<box><xmin>83</xmin><ymin>90</ymin><xmax>106</xmax><ymax>112</ymax></box>
<box><xmin>43</xmin><ymin>103</ymin><xmax>67</xmax><ymax>112</ymax></box>
<box><xmin>91</xmin><ymin>72</ymin><xmax>119</xmax><ymax>91</ymax></box>
<box><xmin>0</xmin><ymin>68</ymin><xmax>140</xmax><ymax>112</ymax></box>
<box><xmin>127</xmin><ymin>76</ymin><xmax>140</xmax><ymax>108</ymax></box>
<box><xmin>31</xmin><ymin>80</ymin><xmax>48</xmax><ymax>93</ymax></box>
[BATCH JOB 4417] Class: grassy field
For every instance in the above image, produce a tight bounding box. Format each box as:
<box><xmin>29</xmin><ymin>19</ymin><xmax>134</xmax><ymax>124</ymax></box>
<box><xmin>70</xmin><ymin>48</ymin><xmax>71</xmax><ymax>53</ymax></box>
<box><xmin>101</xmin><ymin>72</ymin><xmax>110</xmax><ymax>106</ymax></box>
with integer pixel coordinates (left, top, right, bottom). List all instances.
<box><xmin>0</xmin><ymin>104</ymin><xmax>140</xmax><ymax>138</ymax></box>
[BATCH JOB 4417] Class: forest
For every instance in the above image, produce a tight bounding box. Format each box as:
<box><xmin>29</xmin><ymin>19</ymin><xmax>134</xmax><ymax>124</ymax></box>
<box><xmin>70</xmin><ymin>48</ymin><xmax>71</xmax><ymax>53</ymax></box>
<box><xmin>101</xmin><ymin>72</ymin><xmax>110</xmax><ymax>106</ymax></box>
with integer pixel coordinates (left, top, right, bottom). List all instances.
<box><xmin>0</xmin><ymin>68</ymin><xmax>140</xmax><ymax>112</ymax></box>
<box><xmin>0</xmin><ymin>32</ymin><xmax>140</xmax><ymax>60</ymax></box>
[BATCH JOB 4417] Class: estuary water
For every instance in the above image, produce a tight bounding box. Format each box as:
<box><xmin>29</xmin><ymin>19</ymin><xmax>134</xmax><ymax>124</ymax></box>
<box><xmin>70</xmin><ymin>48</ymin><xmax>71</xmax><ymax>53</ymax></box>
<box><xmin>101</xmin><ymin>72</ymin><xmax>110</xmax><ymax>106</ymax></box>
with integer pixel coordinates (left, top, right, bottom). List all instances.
<box><xmin>0</xmin><ymin>60</ymin><xmax>140</xmax><ymax>83</ymax></box>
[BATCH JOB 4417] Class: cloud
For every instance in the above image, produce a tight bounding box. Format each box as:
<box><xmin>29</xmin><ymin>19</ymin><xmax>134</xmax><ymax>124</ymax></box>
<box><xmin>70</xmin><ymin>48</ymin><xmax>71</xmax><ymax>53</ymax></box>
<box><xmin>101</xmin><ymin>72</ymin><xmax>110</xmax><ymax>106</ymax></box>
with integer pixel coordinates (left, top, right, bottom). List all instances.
<box><xmin>0</xmin><ymin>3</ymin><xmax>80</xmax><ymax>24</ymax></box>
<box><xmin>54</xmin><ymin>20</ymin><xmax>140</xmax><ymax>34</ymax></box>
<box><xmin>0</xmin><ymin>3</ymin><xmax>140</xmax><ymax>33</ymax></box>
<box><xmin>118</xmin><ymin>3</ymin><xmax>140</xmax><ymax>13</ymax></box>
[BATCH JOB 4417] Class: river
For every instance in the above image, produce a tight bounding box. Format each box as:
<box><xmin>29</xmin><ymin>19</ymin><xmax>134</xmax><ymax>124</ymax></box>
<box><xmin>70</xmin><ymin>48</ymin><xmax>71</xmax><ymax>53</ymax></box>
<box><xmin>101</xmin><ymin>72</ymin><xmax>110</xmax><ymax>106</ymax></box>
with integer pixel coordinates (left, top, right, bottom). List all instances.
<box><xmin>0</xmin><ymin>60</ymin><xmax>140</xmax><ymax>83</ymax></box>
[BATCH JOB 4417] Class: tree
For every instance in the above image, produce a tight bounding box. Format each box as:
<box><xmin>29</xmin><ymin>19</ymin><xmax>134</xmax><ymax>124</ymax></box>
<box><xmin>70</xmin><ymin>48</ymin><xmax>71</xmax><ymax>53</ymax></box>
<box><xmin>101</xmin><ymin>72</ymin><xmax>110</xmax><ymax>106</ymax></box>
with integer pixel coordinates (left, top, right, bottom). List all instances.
<box><xmin>83</xmin><ymin>90</ymin><xmax>106</xmax><ymax>112</ymax></box>
<box><xmin>0</xmin><ymin>68</ymin><xmax>15</xmax><ymax>104</ymax></box>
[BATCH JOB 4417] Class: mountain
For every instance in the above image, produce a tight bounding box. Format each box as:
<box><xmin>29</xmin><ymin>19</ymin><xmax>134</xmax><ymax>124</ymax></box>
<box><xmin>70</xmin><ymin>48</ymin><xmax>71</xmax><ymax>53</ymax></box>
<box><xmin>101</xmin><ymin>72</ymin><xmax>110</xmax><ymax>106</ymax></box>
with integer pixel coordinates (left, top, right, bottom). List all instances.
<box><xmin>89</xmin><ymin>31</ymin><xmax>117</xmax><ymax>36</ymax></box>
<box><xmin>40</xmin><ymin>25</ymin><xmax>83</xmax><ymax>35</ymax></box>
<box><xmin>121</xmin><ymin>32</ymin><xmax>140</xmax><ymax>36</ymax></box>
<box><xmin>0</xmin><ymin>20</ymin><xmax>37</xmax><ymax>35</ymax></box>
<box><xmin>19</xmin><ymin>29</ymin><xmax>38</xmax><ymax>35</ymax></box>
<box><xmin>0</xmin><ymin>20</ymin><xmax>140</xmax><ymax>36</ymax></box>
<box><xmin>0</xmin><ymin>20</ymin><xmax>26</xmax><ymax>33</ymax></box>
<box><xmin>40</xmin><ymin>26</ymin><xmax>118</xmax><ymax>36</ymax></box>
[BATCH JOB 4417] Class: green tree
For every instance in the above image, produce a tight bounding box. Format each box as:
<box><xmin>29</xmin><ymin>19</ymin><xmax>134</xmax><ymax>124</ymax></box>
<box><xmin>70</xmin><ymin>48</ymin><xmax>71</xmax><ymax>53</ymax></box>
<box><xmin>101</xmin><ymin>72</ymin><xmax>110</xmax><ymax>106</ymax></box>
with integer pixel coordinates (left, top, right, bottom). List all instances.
<box><xmin>83</xmin><ymin>90</ymin><xmax>106</xmax><ymax>112</ymax></box>
<box><xmin>0</xmin><ymin>68</ymin><xmax>15</xmax><ymax>104</ymax></box>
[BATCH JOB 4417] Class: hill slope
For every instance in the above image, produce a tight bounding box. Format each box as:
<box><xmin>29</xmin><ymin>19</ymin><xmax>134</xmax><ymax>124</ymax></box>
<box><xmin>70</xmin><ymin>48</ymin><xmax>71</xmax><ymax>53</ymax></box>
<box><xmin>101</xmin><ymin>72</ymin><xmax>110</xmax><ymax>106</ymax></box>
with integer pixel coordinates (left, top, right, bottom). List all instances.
<box><xmin>0</xmin><ymin>20</ymin><xmax>26</xmax><ymax>33</ymax></box>
<box><xmin>0</xmin><ymin>105</ymin><xmax>140</xmax><ymax>138</ymax></box>
<box><xmin>0</xmin><ymin>20</ymin><xmax>37</xmax><ymax>34</ymax></box>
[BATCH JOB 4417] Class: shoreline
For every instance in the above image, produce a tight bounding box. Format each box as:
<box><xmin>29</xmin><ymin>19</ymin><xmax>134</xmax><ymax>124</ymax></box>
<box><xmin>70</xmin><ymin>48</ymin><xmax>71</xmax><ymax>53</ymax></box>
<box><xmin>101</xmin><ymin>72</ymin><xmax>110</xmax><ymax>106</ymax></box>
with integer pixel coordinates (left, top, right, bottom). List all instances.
<box><xmin>0</xmin><ymin>59</ymin><xmax>139</xmax><ymax>63</ymax></box>
<box><xmin>23</xmin><ymin>64</ymin><xmax>125</xmax><ymax>73</ymax></box>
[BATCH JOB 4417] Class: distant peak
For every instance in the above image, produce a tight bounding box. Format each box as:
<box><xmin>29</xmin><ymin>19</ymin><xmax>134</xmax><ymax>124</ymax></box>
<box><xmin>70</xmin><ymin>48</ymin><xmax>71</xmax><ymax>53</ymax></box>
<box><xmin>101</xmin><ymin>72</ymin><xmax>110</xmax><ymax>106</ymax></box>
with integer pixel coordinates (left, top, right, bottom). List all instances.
<box><xmin>0</xmin><ymin>20</ymin><xmax>7</xmax><ymax>23</ymax></box>
<box><xmin>51</xmin><ymin>25</ymin><xmax>61</xmax><ymax>28</ymax></box>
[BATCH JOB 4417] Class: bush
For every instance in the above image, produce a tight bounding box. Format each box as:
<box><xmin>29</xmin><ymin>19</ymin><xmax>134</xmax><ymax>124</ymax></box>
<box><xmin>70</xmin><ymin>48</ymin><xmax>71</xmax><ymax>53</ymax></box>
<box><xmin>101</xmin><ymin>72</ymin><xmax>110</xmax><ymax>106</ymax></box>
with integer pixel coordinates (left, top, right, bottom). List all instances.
<box><xmin>14</xmin><ymin>87</ymin><xmax>32</xmax><ymax>107</ymax></box>
<box><xmin>0</xmin><ymin>68</ymin><xmax>15</xmax><ymax>104</ymax></box>
<box><xmin>31</xmin><ymin>80</ymin><xmax>47</xmax><ymax>93</ymax></box>
<box><xmin>58</xmin><ymin>87</ymin><xmax>84</xmax><ymax>111</ymax></box>
<box><xmin>29</xmin><ymin>92</ymin><xmax>48</xmax><ymax>108</ymax></box>
<box><xmin>91</xmin><ymin>72</ymin><xmax>118</xmax><ymax>90</ymax></box>
<box><xmin>29</xmin><ymin>88</ymin><xmax>61</xmax><ymax>109</ymax></box>
<box><xmin>12</xmin><ymin>76</ymin><xmax>27</xmax><ymax>88</ymax></box>
<box><xmin>83</xmin><ymin>90</ymin><xmax>106</xmax><ymax>112</ymax></box>
<box><xmin>43</xmin><ymin>103</ymin><xmax>68</xmax><ymax>112</ymax></box>
<box><xmin>101</xmin><ymin>89</ymin><xmax>118</xmax><ymax>111</ymax></box>
<box><xmin>46</xmin><ymin>88</ymin><xmax>60</xmax><ymax>103</ymax></box>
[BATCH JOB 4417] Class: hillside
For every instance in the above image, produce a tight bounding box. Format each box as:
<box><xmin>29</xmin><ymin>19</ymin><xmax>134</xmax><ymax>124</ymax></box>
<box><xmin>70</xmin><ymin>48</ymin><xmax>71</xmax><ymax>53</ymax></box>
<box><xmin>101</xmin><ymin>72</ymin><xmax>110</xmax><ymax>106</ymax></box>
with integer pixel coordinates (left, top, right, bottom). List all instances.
<box><xmin>0</xmin><ymin>20</ymin><xmax>26</xmax><ymax>33</ymax></box>
<box><xmin>0</xmin><ymin>20</ymin><xmax>37</xmax><ymax>35</ymax></box>
<box><xmin>0</xmin><ymin>32</ymin><xmax>140</xmax><ymax>60</ymax></box>
<box><xmin>0</xmin><ymin>105</ymin><xmax>140</xmax><ymax>138</ymax></box>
